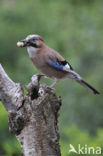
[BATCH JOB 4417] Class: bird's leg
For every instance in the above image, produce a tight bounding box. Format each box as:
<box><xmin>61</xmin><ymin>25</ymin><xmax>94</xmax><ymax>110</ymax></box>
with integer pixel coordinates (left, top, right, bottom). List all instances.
<box><xmin>50</xmin><ymin>79</ymin><xmax>59</xmax><ymax>88</ymax></box>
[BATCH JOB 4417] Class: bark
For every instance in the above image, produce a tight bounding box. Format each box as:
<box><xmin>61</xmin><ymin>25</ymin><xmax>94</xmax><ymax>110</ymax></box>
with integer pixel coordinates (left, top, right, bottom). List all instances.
<box><xmin>0</xmin><ymin>64</ymin><xmax>62</xmax><ymax>156</ymax></box>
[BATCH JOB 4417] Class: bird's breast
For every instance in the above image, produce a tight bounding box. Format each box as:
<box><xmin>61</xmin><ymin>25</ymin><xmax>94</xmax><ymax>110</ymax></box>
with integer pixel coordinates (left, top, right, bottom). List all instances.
<box><xmin>31</xmin><ymin>57</ymin><xmax>68</xmax><ymax>79</ymax></box>
<box><xmin>27</xmin><ymin>46</ymin><xmax>37</xmax><ymax>58</ymax></box>
<box><xmin>28</xmin><ymin>49</ymin><xmax>68</xmax><ymax>79</ymax></box>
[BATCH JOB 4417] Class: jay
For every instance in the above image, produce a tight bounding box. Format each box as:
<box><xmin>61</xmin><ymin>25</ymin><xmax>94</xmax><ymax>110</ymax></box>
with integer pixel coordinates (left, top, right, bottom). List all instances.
<box><xmin>17</xmin><ymin>34</ymin><xmax>99</xmax><ymax>94</ymax></box>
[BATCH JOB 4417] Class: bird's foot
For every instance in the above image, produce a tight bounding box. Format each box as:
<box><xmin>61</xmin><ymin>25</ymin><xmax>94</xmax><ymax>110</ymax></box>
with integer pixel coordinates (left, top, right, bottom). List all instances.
<box><xmin>50</xmin><ymin>79</ymin><xmax>59</xmax><ymax>88</ymax></box>
<box><xmin>47</xmin><ymin>86</ymin><xmax>56</xmax><ymax>92</ymax></box>
<box><xmin>35</xmin><ymin>73</ymin><xmax>46</xmax><ymax>81</ymax></box>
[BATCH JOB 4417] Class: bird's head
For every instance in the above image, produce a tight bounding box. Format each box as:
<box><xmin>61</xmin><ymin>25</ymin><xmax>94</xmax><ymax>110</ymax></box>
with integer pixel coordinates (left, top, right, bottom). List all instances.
<box><xmin>17</xmin><ymin>34</ymin><xmax>44</xmax><ymax>48</ymax></box>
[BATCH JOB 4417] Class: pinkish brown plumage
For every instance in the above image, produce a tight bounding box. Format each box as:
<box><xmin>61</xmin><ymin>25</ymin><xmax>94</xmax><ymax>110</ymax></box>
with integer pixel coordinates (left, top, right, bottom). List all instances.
<box><xmin>17</xmin><ymin>34</ymin><xmax>100</xmax><ymax>94</ymax></box>
<box><xmin>30</xmin><ymin>45</ymin><xmax>67</xmax><ymax>79</ymax></box>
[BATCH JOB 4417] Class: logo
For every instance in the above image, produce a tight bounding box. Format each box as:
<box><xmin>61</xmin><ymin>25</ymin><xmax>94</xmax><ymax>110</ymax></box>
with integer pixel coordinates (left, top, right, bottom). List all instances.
<box><xmin>68</xmin><ymin>144</ymin><xmax>101</xmax><ymax>155</ymax></box>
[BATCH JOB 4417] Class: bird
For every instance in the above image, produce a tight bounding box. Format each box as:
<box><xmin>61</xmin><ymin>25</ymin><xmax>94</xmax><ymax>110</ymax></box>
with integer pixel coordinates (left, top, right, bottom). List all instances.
<box><xmin>17</xmin><ymin>34</ymin><xmax>100</xmax><ymax>94</ymax></box>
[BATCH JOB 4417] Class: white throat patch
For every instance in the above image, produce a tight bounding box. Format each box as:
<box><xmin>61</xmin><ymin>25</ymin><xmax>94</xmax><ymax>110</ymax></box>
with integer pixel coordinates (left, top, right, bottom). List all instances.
<box><xmin>27</xmin><ymin>46</ymin><xmax>36</xmax><ymax>58</ymax></box>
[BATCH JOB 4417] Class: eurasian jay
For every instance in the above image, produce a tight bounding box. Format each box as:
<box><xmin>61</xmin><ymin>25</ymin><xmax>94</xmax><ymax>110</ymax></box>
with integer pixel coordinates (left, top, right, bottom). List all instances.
<box><xmin>17</xmin><ymin>34</ymin><xmax>100</xmax><ymax>94</ymax></box>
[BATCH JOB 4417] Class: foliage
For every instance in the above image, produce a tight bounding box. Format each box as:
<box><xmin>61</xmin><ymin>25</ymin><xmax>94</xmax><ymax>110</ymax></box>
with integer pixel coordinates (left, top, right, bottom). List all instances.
<box><xmin>0</xmin><ymin>103</ymin><xmax>21</xmax><ymax>156</ymax></box>
<box><xmin>0</xmin><ymin>0</ymin><xmax>103</xmax><ymax>155</ymax></box>
<box><xmin>60</xmin><ymin>125</ymin><xmax>103</xmax><ymax>156</ymax></box>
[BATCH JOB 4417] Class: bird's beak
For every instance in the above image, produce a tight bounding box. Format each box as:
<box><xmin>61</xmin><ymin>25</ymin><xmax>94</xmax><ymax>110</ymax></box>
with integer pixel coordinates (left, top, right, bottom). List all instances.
<box><xmin>17</xmin><ymin>39</ymin><xmax>30</xmax><ymax>47</ymax></box>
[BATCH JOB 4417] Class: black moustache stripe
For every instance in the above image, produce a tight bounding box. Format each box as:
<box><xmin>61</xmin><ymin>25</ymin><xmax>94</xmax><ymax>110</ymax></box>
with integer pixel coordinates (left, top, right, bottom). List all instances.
<box><xmin>30</xmin><ymin>43</ymin><xmax>38</xmax><ymax>48</ymax></box>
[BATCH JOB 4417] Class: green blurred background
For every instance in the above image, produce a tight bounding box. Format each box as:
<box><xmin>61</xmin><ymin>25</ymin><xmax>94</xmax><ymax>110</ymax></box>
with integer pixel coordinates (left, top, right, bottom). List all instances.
<box><xmin>0</xmin><ymin>0</ymin><xmax>103</xmax><ymax>156</ymax></box>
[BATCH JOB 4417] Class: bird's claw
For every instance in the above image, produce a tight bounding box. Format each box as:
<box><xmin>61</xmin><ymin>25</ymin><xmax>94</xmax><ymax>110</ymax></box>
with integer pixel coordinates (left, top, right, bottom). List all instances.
<box><xmin>35</xmin><ymin>74</ymin><xmax>46</xmax><ymax>81</ymax></box>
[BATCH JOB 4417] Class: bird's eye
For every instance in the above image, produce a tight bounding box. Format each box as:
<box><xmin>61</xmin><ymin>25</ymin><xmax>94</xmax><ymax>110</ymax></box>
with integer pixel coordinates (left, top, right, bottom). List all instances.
<box><xmin>32</xmin><ymin>38</ymin><xmax>36</xmax><ymax>41</ymax></box>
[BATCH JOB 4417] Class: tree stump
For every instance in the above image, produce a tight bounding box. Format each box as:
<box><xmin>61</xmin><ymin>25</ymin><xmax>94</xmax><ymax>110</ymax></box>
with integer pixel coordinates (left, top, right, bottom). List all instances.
<box><xmin>0</xmin><ymin>64</ymin><xmax>62</xmax><ymax>156</ymax></box>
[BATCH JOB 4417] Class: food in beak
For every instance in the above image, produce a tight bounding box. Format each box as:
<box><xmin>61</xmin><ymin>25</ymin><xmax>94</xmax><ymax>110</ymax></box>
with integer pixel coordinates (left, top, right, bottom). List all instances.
<box><xmin>17</xmin><ymin>41</ymin><xmax>24</xmax><ymax>47</ymax></box>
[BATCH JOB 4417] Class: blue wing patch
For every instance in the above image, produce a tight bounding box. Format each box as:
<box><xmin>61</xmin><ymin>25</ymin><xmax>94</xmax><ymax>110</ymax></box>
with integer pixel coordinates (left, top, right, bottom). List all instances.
<box><xmin>49</xmin><ymin>60</ymin><xmax>63</xmax><ymax>70</ymax></box>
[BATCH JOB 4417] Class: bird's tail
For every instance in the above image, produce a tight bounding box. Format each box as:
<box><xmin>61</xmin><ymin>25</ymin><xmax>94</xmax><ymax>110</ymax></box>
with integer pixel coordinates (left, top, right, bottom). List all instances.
<box><xmin>77</xmin><ymin>79</ymin><xmax>100</xmax><ymax>95</ymax></box>
<box><xmin>67</xmin><ymin>70</ymin><xmax>100</xmax><ymax>94</ymax></box>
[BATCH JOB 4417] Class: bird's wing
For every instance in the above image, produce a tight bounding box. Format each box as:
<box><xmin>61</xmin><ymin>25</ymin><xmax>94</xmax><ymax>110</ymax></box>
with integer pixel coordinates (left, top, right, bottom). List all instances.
<box><xmin>48</xmin><ymin>59</ymin><xmax>74</xmax><ymax>72</ymax></box>
<box><xmin>45</xmin><ymin>47</ymin><xmax>73</xmax><ymax>72</ymax></box>
<box><xmin>47</xmin><ymin>50</ymin><xmax>82</xmax><ymax>80</ymax></box>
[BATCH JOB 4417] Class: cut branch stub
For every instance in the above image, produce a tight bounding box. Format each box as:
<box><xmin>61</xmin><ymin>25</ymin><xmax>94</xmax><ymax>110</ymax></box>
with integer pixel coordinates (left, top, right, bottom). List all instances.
<box><xmin>0</xmin><ymin>64</ymin><xmax>62</xmax><ymax>156</ymax></box>
<box><xmin>0</xmin><ymin>64</ymin><xmax>24</xmax><ymax>111</ymax></box>
<box><xmin>16</xmin><ymin>84</ymin><xmax>62</xmax><ymax>156</ymax></box>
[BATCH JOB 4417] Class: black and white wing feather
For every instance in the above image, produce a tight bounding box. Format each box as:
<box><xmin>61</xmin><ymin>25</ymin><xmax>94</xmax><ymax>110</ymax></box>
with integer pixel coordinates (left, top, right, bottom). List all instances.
<box><xmin>48</xmin><ymin>59</ymin><xmax>100</xmax><ymax>94</ymax></box>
